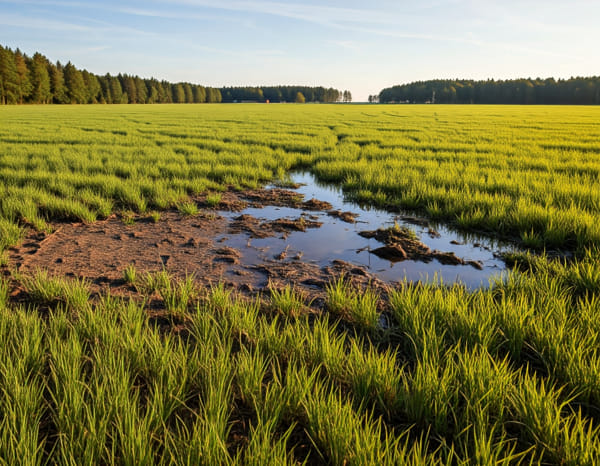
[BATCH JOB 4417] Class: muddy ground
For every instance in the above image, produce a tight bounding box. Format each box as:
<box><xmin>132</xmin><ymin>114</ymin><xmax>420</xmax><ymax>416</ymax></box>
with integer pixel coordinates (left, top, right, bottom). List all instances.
<box><xmin>5</xmin><ymin>186</ymin><xmax>484</xmax><ymax>303</ymax></box>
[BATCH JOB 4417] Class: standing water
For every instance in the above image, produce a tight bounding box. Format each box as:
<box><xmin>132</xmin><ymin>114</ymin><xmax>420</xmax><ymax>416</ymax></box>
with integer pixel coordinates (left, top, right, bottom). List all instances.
<box><xmin>221</xmin><ymin>172</ymin><xmax>514</xmax><ymax>288</ymax></box>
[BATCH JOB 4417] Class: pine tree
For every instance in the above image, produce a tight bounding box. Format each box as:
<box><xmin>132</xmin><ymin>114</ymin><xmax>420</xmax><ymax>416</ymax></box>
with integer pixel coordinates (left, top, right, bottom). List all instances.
<box><xmin>173</xmin><ymin>83</ymin><xmax>185</xmax><ymax>103</ymax></box>
<box><xmin>14</xmin><ymin>49</ymin><xmax>32</xmax><ymax>103</ymax></box>
<box><xmin>109</xmin><ymin>76</ymin><xmax>123</xmax><ymax>104</ymax></box>
<box><xmin>48</xmin><ymin>61</ymin><xmax>67</xmax><ymax>103</ymax></box>
<box><xmin>206</xmin><ymin>87</ymin><xmax>221</xmax><ymax>103</ymax></box>
<box><xmin>63</xmin><ymin>62</ymin><xmax>86</xmax><ymax>103</ymax></box>
<box><xmin>146</xmin><ymin>79</ymin><xmax>159</xmax><ymax>103</ymax></box>
<box><xmin>82</xmin><ymin>70</ymin><xmax>101</xmax><ymax>103</ymax></box>
<box><xmin>159</xmin><ymin>81</ymin><xmax>172</xmax><ymax>103</ymax></box>
<box><xmin>183</xmin><ymin>83</ymin><xmax>193</xmax><ymax>103</ymax></box>
<box><xmin>0</xmin><ymin>46</ymin><xmax>19</xmax><ymax>104</ymax></box>
<box><xmin>134</xmin><ymin>76</ymin><xmax>147</xmax><ymax>103</ymax></box>
<box><xmin>29</xmin><ymin>52</ymin><xmax>51</xmax><ymax>103</ymax></box>
<box><xmin>121</xmin><ymin>75</ymin><xmax>136</xmax><ymax>103</ymax></box>
<box><xmin>194</xmin><ymin>85</ymin><xmax>206</xmax><ymax>103</ymax></box>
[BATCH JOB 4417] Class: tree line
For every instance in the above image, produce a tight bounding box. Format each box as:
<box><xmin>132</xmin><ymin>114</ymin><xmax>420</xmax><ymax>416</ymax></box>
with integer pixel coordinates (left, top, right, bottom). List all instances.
<box><xmin>0</xmin><ymin>45</ymin><xmax>223</xmax><ymax>104</ymax></box>
<box><xmin>0</xmin><ymin>45</ymin><xmax>348</xmax><ymax>105</ymax></box>
<box><xmin>377</xmin><ymin>77</ymin><xmax>600</xmax><ymax>105</ymax></box>
<box><xmin>220</xmin><ymin>86</ymin><xmax>350</xmax><ymax>103</ymax></box>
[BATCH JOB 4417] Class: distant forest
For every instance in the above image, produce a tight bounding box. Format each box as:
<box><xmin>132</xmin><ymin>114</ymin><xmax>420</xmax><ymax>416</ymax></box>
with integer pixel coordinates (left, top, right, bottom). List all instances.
<box><xmin>377</xmin><ymin>78</ymin><xmax>600</xmax><ymax>105</ymax></box>
<box><xmin>220</xmin><ymin>87</ymin><xmax>350</xmax><ymax>103</ymax></box>
<box><xmin>0</xmin><ymin>45</ymin><xmax>345</xmax><ymax>105</ymax></box>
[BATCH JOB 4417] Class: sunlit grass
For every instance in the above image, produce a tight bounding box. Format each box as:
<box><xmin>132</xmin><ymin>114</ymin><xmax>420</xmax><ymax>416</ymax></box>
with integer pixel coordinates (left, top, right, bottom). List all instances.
<box><xmin>1</xmin><ymin>104</ymin><xmax>599</xmax><ymax>253</ymax></box>
<box><xmin>2</xmin><ymin>104</ymin><xmax>600</xmax><ymax>463</ymax></box>
<box><xmin>0</xmin><ymin>252</ymin><xmax>599</xmax><ymax>462</ymax></box>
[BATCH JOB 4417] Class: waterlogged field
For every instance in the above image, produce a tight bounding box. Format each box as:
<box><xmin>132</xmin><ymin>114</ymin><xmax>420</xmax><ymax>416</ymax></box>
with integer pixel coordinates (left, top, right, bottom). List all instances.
<box><xmin>1</xmin><ymin>104</ymin><xmax>600</xmax><ymax>253</ymax></box>
<box><xmin>1</xmin><ymin>104</ymin><xmax>600</xmax><ymax>463</ymax></box>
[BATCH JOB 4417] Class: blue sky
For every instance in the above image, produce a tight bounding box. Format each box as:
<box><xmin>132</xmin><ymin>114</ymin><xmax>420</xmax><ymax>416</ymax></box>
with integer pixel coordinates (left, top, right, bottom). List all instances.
<box><xmin>1</xmin><ymin>0</ymin><xmax>598</xmax><ymax>101</ymax></box>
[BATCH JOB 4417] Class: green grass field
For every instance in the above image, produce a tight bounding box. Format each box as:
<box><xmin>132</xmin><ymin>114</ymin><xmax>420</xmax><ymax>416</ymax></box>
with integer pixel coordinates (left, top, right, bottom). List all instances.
<box><xmin>1</xmin><ymin>104</ymin><xmax>600</xmax><ymax>463</ymax></box>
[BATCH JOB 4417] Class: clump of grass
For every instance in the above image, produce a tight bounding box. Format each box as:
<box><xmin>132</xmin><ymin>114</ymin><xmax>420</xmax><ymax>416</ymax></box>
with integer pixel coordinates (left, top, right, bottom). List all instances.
<box><xmin>147</xmin><ymin>210</ymin><xmax>161</xmax><ymax>223</ymax></box>
<box><xmin>121</xmin><ymin>210</ymin><xmax>136</xmax><ymax>225</ymax></box>
<box><xmin>390</xmin><ymin>221</ymin><xmax>418</xmax><ymax>240</ymax></box>
<box><xmin>205</xmin><ymin>282</ymin><xmax>234</xmax><ymax>313</ymax></box>
<box><xmin>0</xmin><ymin>277</ymin><xmax>9</xmax><ymax>307</ymax></box>
<box><xmin>161</xmin><ymin>274</ymin><xmax>197</xmax><ymax>317</ymax></box>
<box><xmin>0</xmin><ymin>218</ymin><xmax>24</xmax><ymax>250</ymax></box>
<box><xmin>326</xmin><ymin>275</ymin><xmax>355</xmax><ymax>316</ymax></box>
<box><xmin>123</xmin><ymin>264</ymin><xmax>137</xmax><ymax>285</ymax></box>
<box><xmin>326</xmin><ymin>276</ymin><xmax>380</xmax><ymax>331</ymax></box>
<box><xmin>21</xmin><ymin>269</ymin><xmax>90</xmax><ymax>310</ymax></box>
<box><xmin>139</xmin><ymin>269</ymin><xmax>172</xmax><ymax>295</ymax></box>
<box><xmin>269</xmin><ymin>284</ymin><xmax>307</xmax><ymax>318</ymax></box>
<box><xmin>510</xmin><ymin>370</ymin><xmax>600</xmax><ymax>464</ymax></box>
<box><xmin>205</xmin><ymin>192</ymin><xmax>222</xmax><ymax>207</ymax></box>
<box><xmin>177</xmin><ymin>200</ymin><xmax>199</xmax><ymax>216</ymax></box>
<box><xmin>521</xmin><ymin>228</ymin><xmax>544</xmax><ymax>249</ymax></box>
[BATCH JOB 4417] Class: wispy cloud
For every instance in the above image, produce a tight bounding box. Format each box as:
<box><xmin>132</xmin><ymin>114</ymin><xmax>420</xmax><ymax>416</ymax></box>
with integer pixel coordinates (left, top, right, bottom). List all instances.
<box><xmin>0</xmin><ymin>13</ymin><xmax>91</xmax><ymax>31</ymax></box>
<box><xmin>85</xmin><ymin>45</ymin><xmax>110</xmax><ymax>52</ymax></box>
<box><xmin>0</xmin><ymin>11</ymin><xmax>157</xmax><ymax>37</ymax></box>
<box><xmin>161</xmin><ymin>0</ymin><xmax>402</xmax><ymax>27</ymax></box>
<box><xmin>354</xmin><ymin>24</ymin><xmax>585</xmax><ymax>61</ymax></box>
<box><xmin>117</xmin><ymin>6</ymin><xmax>221</xmax><ymax>21</ymax></box>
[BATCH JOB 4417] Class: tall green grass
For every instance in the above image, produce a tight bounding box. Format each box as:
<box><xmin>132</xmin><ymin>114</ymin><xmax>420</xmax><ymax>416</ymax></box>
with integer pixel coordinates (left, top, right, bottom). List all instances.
<box><xmin>2</xmin><ymin>104</ymin><xmax>600</xmax><ymax>463</ymax></box>
<box><xmin>1</xmin><ymin>104</ymin><xmax>600</xmax><ymax>254</ymax></box>
<box><xmin>2</xmin><ymin>255</ymin><xmax>600</xmax><ymax>463</ymax></box>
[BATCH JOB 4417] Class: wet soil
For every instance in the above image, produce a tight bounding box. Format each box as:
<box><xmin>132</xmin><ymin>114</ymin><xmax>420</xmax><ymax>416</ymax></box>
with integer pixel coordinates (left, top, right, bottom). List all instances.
<box><xmin>359</xmin><ymin>227</ymin><xmax>483</xmax><ymax>269</ymax></box>
<box><xmin>6</xmin><ymin>189</ymin><xmax>387</xmax><ymax>301</ymax></box>
<box><xmin>5</xmin><ymin>174</ymin><xmax>506</xmax><ymax>301</ymax></box>
<box><xmin>229</xmin><ymin>214</ymin><xmax>322</xmax><ymax>239</ymax></box>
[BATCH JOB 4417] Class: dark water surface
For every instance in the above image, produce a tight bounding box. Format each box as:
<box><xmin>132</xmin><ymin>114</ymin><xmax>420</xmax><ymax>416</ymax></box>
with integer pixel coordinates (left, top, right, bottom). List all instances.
<box><xmin>221</xmin><ymin>172</ymin><xmax>515</xmax><ymax>288</ymax></box>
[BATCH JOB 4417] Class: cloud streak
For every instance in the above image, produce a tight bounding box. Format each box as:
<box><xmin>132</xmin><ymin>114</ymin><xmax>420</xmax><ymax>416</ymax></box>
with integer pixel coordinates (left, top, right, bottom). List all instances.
<box><xmin>0</xmin><ymin>11</ymin><xmax>157</xmax><ymax>38</ymax></box>
<box><xmin>161</xmin><ymin>0</ymin><xmax>403</xmax><ymax>27</ymax></box>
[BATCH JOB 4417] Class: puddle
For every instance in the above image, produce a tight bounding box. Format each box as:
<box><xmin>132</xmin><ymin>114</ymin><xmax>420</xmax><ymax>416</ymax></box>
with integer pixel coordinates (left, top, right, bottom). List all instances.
<box><xmin>9</xmin><ymin>172</ymin><xmax>516</xmax><ymax>295</ymax></box>
<box><xmin>220</xmin><ymin>172</ymin><xmax>514</xmax><ymax>288</ymax></box>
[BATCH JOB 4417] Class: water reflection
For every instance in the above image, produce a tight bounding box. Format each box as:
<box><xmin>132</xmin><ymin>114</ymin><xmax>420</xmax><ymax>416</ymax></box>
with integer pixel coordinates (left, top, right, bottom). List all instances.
<box><xmin>221</xmin><ymin>172</ymin><xmax>515</xmax><ymax>288</ymax></box>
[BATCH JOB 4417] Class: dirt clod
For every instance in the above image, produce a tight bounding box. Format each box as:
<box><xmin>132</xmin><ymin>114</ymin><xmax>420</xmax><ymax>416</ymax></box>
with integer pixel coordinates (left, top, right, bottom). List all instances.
<box><xmin>327</xmin><ymin>210</ymin><xmax>359</xmax><ymax>223</ymax></box>
<box><xmin>361</xmin><ymin>226</ymin><xmax>482</xmax><ymax>268</ymax></box>
<box><xmin>303</xmin><ymin>198</ymin><xmax>333</xmax><ymax>211</ymax></box>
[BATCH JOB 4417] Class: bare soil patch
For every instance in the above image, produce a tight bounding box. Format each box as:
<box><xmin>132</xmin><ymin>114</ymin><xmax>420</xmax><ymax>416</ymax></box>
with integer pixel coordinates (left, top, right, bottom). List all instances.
<box><xmin>6</xmin><ymin>186</ymin><xmax>485</xmax><ymax>302</ymax></box>
<box><xmin>6</xmin><ymin>189</ymin><xmax>384</xmax><ymax>301</ymax></box>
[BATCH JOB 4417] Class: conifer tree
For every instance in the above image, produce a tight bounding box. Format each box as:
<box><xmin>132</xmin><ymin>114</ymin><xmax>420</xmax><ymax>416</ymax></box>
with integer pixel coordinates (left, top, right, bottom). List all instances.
<box><xmin>147</xmin><ymin>80</ymin><xmax>159</xmax><ymax>103</ymax></box>
<box><xmin>14</xmin><ymin>49</ymin><xmax>32</xmax><ymax>103</ymax></box>
<box><xmin>183</xmin><ymin>83</ymin><xmax>193</xmax><ymax>103</ymax></box>
<box><xmin>173</xmin><ymin>83</ymin><xmax>185</xmax><ymax>103</ymax></box>
<box><xmin>63</xmin><ymin>62</ymin><xmax>86</xmax><ymax>103</ymax></box>
<box><xmin>194</xmin><ymin>85</ymin><xmax>206</xmax><ymax>103</ymax></box>
<box><xmin>206</xmin><ymin>87</ymin><xmax>221</xmax><ymax>103</ymax></box>
<box><xmin>0</xmin><ymin>46</ymin><xmax>19</xmax><ymax>104</ymax></box>
<box><xmin>109</xmin><ymin>76</ymin><xmax>123</xmax><ymax>104</ymax></box>
<box><xmin>30</xmin><ymin>52</ymin><xmax>51</xmax><ymax>103</ymax></box>
<box><xmin>159</xmin><ymin>81</ymin><xmax>172</xmax><ymax>103</ymax></box>
<box><xmin>82</xmin><ymin>70</ymin><xmax>101</xmax><ymax>103</ymax></box>
<box><xmin>134</xmin><ymin>76</ymin><xmax>147</xmax><ymax>103</ymax></box>
<box><xmin>48</xmin><ymin>61</ymin><xmax>68</xmax><ymax>103</ymax></box>
<box><xmin>121</xmin><ymin>75</ymin><xmax>137</xmax><ymax>103</ymax></box>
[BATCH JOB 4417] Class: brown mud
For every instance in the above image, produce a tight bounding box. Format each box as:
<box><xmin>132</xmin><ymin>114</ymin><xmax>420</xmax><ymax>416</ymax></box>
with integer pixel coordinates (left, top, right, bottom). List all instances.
<box><xmin>229</xmin><ymin>214</ymin><xmax>322</xmax><ymax>239</ymax></box>
<box><xmin>359</xmin><ymin>227</ymin><xmax>484</xmax><ymax>269</ymax></box>
<box><xmin>6</xmin><ymin>186</ymin><xmax>485</xmax><ymax>302</ymax></box>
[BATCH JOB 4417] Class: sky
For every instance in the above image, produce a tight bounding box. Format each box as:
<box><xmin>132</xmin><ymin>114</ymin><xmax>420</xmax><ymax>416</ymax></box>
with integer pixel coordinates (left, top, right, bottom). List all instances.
<box><xmin>0</xmin><ymin>0</ymin><xmax>599</xmax><ymax>101</ymax></box>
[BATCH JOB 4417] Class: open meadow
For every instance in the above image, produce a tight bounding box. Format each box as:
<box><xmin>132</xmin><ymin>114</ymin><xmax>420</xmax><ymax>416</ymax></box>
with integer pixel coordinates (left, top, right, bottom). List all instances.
<box><xmin>1</xmin><ymin>104</ymin><xmax>600</xmax><ymax>463</ymax></box>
